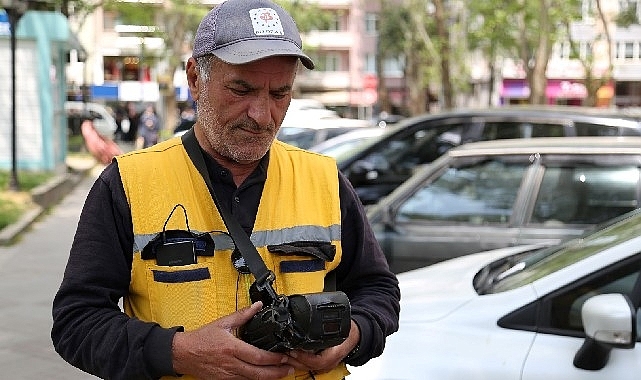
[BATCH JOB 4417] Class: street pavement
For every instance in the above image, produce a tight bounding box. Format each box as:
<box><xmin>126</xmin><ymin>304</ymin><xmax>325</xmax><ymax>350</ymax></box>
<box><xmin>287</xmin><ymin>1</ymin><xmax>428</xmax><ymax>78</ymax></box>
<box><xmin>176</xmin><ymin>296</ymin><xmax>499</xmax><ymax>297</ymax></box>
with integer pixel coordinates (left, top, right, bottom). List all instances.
<box><xmin>0</xmin><ymin>164</ymin><xmax>103</xmax><ymax>379</ymax></box>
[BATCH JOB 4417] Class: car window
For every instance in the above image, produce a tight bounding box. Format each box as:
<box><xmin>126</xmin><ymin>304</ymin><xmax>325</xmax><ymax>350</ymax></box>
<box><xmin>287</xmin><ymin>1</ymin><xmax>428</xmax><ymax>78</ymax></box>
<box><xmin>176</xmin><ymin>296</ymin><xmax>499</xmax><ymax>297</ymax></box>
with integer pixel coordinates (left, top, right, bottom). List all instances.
<box><xmin>277</xmin><ymin>128</ymin><xmax>317</xmax><ymax>148</ymax></box>
<box><xmin>531</xmin><ymin>166</ymin><xmax>641</xmax><ymax>225</ymax></box>
<box><xmin>550</xmin><ymin>261</ymin><xmax>641</xmax><ymax>333</ymax></box>
<box><xmin>481</xmin><ymin>121</ymin><xmax>565</xmax><ymax>140</ymax></box>
<box><xmin>396</xmin><ymin>160</ymin><xmax>528</xmax><ymax>224</ymax></box>
<box><xmin>573</xmin><ymin>122</ymin><xmax>641</xmax><ymax>136</ymax></box>
<box><xmin>347</xmin><ymin>122</ymin><xmax>470</xmax><ymax>181</ymax></box>
<box><xmin>324</xmin><ymin>127</ymin><xmax>354</xmax><ymax>141</ymax></box>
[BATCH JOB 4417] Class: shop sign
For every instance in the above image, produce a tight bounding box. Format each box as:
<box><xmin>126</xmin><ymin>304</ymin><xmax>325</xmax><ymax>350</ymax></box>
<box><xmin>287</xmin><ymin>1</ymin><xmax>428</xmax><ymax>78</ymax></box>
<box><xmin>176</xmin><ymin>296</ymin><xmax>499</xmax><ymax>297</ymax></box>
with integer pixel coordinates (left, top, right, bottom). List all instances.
<box><xmin>0</xmin><ymin>10</ymin><xmax>10</xmax><ymax>36</ymax></box>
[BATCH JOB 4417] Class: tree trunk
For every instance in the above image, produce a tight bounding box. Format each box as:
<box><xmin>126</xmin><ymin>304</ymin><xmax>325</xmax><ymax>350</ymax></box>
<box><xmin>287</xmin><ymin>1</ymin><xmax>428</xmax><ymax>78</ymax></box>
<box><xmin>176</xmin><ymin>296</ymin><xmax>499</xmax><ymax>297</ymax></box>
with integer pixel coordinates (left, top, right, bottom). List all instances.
<box><xmin>529</xmin><ymin>0</ymin><xmax>552</xmax><ymax>105</ymax></box>
<box><xmin>433</xmin><ymin>0</ymin><xmax>453</xmax><ymax>109</ymax></box>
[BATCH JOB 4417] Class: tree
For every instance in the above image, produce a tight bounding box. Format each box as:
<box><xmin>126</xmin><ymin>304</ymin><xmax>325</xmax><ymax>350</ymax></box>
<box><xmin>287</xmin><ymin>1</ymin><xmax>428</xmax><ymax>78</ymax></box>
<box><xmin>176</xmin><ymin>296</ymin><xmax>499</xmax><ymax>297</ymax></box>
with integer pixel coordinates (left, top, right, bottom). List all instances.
<box><xmin>468</xmin><ymin>0</ymin><xmax>582</xmax><ymax>105</ymax></box>
<box><xmin>377</xmin><ymin>0</ymin><xmax>444</xmax><ymax>115</ymax></box>
<box><xmin>467</xmin><ymin>1</ymin><xmax>523</xmax><ymax>106</ymax></box>
<box><xmin>432</xmin><ymin>0</ymin><xmax>453</xmax><ymax>109</ymax></box>
<box><xmin>562</xmin><ymin>0</ymin><xmax>613</xmax><ymax>106</ymax></box>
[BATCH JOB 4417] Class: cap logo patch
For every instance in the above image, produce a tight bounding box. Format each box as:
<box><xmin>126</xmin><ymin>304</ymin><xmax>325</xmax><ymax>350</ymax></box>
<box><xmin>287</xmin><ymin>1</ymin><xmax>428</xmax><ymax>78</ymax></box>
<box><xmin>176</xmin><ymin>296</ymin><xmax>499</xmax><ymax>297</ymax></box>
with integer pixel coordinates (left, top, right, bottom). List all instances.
<box><xmin>249</xmin><ymin>8</ymin><xmax>284</xmax><ymax>36</ymax></box>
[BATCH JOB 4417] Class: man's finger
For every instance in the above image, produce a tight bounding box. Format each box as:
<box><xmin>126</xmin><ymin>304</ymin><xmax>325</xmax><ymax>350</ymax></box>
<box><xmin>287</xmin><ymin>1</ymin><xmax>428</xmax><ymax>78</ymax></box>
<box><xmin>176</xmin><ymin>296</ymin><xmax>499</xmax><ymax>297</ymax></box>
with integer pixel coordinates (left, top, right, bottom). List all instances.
<box><xmin>218</xmin><ymin>301</ymin><xmax>263</xmax><ymax>330</ymax></box>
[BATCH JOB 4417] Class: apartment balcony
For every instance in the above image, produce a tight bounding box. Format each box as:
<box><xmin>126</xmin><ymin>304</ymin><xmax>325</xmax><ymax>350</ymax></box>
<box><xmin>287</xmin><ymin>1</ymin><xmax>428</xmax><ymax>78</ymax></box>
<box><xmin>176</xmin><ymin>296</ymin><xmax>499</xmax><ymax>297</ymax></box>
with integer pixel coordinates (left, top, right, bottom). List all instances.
<box><xmin>297</xmin><ymin>70</ymin><xmax>351</xmax><ymax>92</ymax></box>
<box><xmin>304</xmin><ymin>30</ymin><xmax>353</xmax><ymax>50</ymax></box>
<box><xmin>614</xmin><ymin>62</ymin><xmax>641</xmax><ymax>81</ymax></box>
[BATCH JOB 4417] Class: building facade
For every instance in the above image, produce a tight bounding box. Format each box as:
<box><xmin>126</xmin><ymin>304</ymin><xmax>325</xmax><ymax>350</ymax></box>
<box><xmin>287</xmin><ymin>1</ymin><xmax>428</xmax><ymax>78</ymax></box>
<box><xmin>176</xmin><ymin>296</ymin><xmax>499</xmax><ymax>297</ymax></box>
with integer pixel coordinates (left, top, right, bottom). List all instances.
<box><xmin>66</xmin><ymin>0</ymin><xmax>641</xmax><ymax>121</ymax></box>
<box><xmin>500</xmin><ymin>0</ymin><xmax>641</xmax><ymax>109</ymax></box>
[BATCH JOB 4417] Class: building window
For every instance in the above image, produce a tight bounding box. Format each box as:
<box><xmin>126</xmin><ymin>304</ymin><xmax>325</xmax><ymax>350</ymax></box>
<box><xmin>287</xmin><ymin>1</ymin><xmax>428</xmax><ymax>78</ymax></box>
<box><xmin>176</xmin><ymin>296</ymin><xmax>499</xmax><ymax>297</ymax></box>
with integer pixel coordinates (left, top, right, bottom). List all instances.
<box><xmin>615</xmin><ymin>41</ymin><xmax>636</xmax><ymax>60</ymax></box>
<box><xmin>325</xmin><ymin>53</ymin><xmax>341</xmax><ymax>71</ymax></box>
<box><xmin>581</xmin><ymin>0</ymin><xmax>595</xmax><ymax>21</ymax></box>
<box><xmin>365</xmin><ymin>53</ymin><xmax>376</xmax><ymax>74</ymax></box>
<box><xmin>553</xmin><ymin>41</ymin><xmax>571</xmax><ymax>60</ymax></box>
<box><xmin>625</xmin><ymin>42</ymin><xmax>634</xmax><ymax>59</ymax></box>
<box><xmin>365</xmin><ymin>13</ymin><xmax>378</xmax><ymax>34</ymax></box>
<box><xmin>326</xmin><ymin>11</ymin><xmax>341</xmax><ymax>31</ymax></box>
<box><xmin>383</xmin><ymin>56</ymin><xmax>404</xmax><ymax>77</ymax></box>
<box><xmin>309</xmin><ymin>52</ymin><xmax>343</xmax><ymax>72</ymax></box>
<box><xmin>580</xmin><ymin>42</ymin><xmax>592</xmax><ymax>60</ymax></box>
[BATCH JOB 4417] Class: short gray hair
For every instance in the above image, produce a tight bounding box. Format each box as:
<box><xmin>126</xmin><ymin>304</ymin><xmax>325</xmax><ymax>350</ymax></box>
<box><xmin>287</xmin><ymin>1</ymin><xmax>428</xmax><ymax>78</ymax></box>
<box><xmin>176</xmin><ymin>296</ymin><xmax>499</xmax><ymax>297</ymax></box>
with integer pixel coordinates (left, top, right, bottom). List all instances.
<box><xmin>195</xmin><ymin>55</ymin><xmax>218</xmax><ymax>82</ymax></box>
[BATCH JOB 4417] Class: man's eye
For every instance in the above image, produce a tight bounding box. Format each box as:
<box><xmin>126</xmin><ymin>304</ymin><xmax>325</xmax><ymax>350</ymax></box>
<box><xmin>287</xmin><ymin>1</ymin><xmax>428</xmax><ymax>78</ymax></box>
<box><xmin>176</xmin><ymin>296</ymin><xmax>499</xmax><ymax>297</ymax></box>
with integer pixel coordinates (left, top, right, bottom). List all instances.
<box><xmin>231</xmin><ymin>88</ymin><xmax>250</xmax><ymax>95</ymax></box>
<box><xmin>272</xmin><ymin>93</ymin><xmax>288</xmax><ymax>100</ymax></box>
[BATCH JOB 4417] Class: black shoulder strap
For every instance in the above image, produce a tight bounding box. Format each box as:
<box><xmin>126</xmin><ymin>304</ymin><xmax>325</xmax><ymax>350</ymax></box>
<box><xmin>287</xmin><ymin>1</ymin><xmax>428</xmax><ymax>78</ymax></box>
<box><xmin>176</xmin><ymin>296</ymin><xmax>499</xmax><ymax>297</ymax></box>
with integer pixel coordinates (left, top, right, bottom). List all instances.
<box><xmin>181</xmin><ymin>129</ymin><xmax>272</xmax><ymax>284</ymax></box>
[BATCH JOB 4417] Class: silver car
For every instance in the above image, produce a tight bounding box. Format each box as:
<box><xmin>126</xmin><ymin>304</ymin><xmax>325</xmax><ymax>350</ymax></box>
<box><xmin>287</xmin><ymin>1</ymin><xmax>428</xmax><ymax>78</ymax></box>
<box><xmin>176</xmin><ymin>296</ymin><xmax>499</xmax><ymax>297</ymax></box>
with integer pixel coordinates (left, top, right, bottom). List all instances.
<box><xmin>367</xmin><ymin>136</ymin><xmax>641</xmax><ymax>273</ymax></box>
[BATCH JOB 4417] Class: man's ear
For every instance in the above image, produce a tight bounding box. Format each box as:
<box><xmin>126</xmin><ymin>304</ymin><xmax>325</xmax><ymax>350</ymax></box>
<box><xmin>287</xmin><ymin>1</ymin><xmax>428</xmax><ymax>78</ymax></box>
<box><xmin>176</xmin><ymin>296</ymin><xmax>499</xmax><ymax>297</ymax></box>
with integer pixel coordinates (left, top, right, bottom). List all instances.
<box><xmin>186</xmin><ymin>57</ymin><xmax>200</xmax><ymax>101</ymax></box>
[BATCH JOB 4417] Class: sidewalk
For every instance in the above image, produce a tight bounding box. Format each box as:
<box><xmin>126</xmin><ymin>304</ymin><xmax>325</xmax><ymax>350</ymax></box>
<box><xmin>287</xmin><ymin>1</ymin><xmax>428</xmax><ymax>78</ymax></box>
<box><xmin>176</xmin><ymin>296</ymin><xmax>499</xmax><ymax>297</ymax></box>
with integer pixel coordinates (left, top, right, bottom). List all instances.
<box><xmin>0</xmin><ymin>158</ymin><xmax>101</xmax><ymax>378</ymax></box>
<box><xmin>0</xmin><ymin>155</ymin><xmax>100</xmax><ymax>245</ymax></box>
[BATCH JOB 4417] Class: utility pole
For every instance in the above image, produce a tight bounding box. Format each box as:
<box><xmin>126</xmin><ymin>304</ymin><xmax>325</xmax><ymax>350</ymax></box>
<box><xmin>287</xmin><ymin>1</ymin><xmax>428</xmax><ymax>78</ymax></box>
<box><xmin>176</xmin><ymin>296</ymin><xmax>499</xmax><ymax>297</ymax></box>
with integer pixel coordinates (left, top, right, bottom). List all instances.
<box><xmin>2</xmin><ymin>0</ymin><xmax>28</xmax><ymax>191</ymax></box>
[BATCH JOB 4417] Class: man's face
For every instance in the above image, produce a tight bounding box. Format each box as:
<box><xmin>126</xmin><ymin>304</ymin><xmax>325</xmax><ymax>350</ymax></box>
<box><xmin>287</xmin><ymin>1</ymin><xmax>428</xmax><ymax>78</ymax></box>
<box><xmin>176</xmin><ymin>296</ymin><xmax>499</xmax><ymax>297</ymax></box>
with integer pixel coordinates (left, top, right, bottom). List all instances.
<box><xmin>190</xmin><ymin>56</ymin><xmax>298</xmax><ymax>163</ymax></box>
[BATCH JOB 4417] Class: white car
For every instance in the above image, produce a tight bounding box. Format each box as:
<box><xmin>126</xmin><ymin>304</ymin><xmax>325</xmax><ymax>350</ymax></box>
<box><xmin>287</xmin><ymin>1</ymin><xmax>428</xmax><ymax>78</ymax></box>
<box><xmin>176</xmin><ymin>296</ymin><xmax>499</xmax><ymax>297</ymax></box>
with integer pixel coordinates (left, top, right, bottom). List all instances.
<box><xmin>347</xmin><ymin>210</ymin><xmax>641</xmax><ymax>380</ymax></box>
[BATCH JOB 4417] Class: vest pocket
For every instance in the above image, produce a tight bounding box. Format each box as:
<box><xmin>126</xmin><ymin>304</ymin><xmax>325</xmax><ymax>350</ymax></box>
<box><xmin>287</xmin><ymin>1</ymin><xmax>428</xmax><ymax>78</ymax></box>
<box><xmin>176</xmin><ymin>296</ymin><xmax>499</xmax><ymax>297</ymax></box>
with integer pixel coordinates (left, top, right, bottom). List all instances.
<box><xmin>146</xmin><ymin>264</ymin><xmax>217</xmax><ymax>331</ymax></box>
<box><xmin>268</xmin><ymin>242</ymin><xmax>333</xmax><ymax>294</ymax></box>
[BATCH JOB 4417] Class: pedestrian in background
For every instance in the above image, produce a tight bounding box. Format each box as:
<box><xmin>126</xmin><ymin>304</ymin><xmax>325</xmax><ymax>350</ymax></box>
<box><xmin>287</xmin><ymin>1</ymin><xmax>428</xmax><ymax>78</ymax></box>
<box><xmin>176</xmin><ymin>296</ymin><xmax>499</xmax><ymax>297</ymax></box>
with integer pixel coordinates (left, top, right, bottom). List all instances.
<box><xmin>119</xmin><ymin>101</ymin><xmax>141</xmax><ymax>143</ymax></box>
<box><xmin>136</xmin><ymin>103</ymin><xmax>161</xmax><ymax>149</ymax></box>
<box><xmin>51</xmin><ymin>0</ymin><xmax>400</xmax><ymax>379</ymax></box>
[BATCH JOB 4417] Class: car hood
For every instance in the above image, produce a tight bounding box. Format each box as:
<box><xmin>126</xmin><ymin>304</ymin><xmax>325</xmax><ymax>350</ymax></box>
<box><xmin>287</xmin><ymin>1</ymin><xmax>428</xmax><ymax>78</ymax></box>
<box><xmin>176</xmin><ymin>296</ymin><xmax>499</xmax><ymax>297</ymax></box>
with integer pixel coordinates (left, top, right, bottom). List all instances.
<box><xmin>397</xmin><ymin>245</ymin><xmax>540</xmax><ymax>322</ymax></box>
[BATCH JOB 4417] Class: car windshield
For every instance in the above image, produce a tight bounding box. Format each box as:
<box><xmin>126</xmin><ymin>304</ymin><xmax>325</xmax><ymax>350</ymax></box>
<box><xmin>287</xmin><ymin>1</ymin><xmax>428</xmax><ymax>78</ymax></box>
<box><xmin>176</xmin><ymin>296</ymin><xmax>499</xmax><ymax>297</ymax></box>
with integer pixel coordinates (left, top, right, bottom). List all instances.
<box><xmin>479</xmin><ymin>209</ymin><xmax>641</xmax><ymax>294</ymax></box>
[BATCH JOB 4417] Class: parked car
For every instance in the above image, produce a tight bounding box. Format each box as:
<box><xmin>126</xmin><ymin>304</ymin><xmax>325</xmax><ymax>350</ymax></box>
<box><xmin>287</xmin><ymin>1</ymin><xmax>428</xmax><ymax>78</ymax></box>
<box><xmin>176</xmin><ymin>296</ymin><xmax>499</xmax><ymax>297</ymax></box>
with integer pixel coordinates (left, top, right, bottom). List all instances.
<box><xmin>280</xmin><ymin>98</ymin><xmax>339</xmax><ymax>129</ymax></box>
<box><xmin>367</xmin><ymin>136</ymin><xmax>641</xmax><ymax>273</ymax></box>
<box><xmin>277</xmin><ymin>117</ymin><xmax>373</xmax><ymax>149</ymax></box>
<box><xmin>338</xmin><ymin>106</ymin><xmax>641</xmax><ymax>205</ymax></box>
<box><xmin>348</xmin><ymin>208</ymin><xmax>641</xmax><ymax>380</ymax></box>
<box><xmin>65</xmin><ymin>101</ymin><xmax>118</xmax><ymax>139</ymax></box>
<box><xmin>309</xmin><ymin>127</ymin><xmax>386</xmax><ymax>158</ymax></box>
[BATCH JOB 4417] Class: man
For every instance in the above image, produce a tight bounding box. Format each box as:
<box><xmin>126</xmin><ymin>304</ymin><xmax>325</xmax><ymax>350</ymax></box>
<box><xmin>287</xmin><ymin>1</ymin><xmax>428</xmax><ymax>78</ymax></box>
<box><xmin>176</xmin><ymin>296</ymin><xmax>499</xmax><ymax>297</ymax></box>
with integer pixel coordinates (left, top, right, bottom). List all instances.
<box><xmin>51</xmin><ymin>0</ymin><xmax>400</xmax><ymax>379</ymax></box>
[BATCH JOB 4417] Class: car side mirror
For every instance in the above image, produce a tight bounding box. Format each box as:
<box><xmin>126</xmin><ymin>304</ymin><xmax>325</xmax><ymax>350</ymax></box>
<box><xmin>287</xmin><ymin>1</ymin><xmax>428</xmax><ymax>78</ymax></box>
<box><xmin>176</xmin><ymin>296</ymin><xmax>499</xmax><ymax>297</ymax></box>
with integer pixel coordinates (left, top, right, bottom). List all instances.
<box><xmin>573</xmin><ymin>293</ymin><xmax>636</xmax><ymax>371</ymax></box>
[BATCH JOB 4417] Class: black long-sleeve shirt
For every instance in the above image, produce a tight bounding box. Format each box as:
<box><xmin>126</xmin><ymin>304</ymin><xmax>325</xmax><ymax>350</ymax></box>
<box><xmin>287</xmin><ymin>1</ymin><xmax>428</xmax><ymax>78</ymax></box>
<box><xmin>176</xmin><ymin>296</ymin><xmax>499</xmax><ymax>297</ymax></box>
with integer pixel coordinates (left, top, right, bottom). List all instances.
<box><xmin>52</xmin><ymin>151</ymin><xmax>400</xmax><ymax>379</ymax></box>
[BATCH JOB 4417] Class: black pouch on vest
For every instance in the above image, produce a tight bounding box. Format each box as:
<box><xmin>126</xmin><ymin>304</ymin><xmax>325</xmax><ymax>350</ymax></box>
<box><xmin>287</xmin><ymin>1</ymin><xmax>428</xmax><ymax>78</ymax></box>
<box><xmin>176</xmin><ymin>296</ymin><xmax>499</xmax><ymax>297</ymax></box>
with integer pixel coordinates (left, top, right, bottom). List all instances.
<box><xmin>141</xmin><ymin>229</ymin><xmax>215</xmax><ymax>266</ymax></box>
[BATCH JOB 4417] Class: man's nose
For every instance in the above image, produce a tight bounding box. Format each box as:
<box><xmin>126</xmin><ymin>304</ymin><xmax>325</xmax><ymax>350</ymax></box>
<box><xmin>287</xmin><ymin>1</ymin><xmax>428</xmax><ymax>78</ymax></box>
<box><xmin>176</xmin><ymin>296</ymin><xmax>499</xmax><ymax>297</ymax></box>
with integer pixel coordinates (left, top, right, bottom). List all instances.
<box><xmin>247</xmin><ymin>95</ymin><xmax>272</xmax><ymax>126</ymax></box>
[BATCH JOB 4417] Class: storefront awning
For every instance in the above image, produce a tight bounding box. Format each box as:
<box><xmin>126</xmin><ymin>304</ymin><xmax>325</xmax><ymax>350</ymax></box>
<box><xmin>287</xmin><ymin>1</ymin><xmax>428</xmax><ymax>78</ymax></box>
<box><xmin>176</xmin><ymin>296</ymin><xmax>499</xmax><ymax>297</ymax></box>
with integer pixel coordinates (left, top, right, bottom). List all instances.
<box><xmin>500</xmin><ymin>79</ymin><xmax>530</xmax><ymax>99</ymax></box>
<box><xmin>546</xmin><ymin>80</ymin><xmax>587</xmax><ymax>99</ymax></box>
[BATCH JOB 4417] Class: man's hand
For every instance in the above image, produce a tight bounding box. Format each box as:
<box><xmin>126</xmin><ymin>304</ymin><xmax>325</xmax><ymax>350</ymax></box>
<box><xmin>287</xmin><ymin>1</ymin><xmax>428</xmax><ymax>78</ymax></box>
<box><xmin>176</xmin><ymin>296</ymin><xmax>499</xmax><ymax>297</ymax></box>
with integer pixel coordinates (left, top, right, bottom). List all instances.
<box><xmin>171</xmin><ymin>302</ymin><xmax>294</xmax><ymax>379</ymax></box>
<box><xmin>286</xmin><ymin>320</ymin><xmax>360</xmax><ymax>374</ymax></box>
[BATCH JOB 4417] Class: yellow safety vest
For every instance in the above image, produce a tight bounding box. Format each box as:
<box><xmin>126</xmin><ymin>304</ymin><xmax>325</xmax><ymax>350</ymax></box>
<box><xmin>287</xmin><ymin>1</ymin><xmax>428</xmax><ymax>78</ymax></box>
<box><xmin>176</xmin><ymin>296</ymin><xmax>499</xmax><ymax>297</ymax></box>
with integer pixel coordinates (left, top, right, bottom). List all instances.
<box><xmin>116</xmin><ymin>137</ymin><xmax>349</xmax><ymax>379</ymax></box>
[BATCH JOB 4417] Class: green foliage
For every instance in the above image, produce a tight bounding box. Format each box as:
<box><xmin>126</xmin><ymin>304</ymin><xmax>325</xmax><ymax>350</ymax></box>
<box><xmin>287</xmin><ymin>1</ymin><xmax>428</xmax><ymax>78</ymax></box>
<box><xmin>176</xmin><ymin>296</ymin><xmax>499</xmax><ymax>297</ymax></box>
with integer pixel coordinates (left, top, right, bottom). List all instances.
<box><xmin>616</xmin><ymin>6</ymin><xmax>639</xmax><ymax>28</ymax></box>
<box><xmin>0</xmin><ymin>171</ymin><xmax>53</xmax><ymax>192</ymax></box>
<box><xmin>0</xmin><ymin>171</ymin><xmax>53</xmax><ymax>231</ymax></box>
<box><xmin>275</xmin><ymin>0</ymin><xmax>332</xmax><ymax>32</ymax></box>
<box><xmin>378</xmin><ymin>1</ymin><xmax>412</xmax><ymax>57</ymax></box>
<box><xmin>467</xmin><ymin>2</ymin><xmax>520</xmax><ymax>56</ymax></box>
<box><xmin>103</xmin><ymin>1</ymin><xmax>157</xmax><ymax>26</ymax></box>
<box><xmin>0</xmin><ymin>199</ymin><xmax>22</xmax><ymax>231</ymax></box>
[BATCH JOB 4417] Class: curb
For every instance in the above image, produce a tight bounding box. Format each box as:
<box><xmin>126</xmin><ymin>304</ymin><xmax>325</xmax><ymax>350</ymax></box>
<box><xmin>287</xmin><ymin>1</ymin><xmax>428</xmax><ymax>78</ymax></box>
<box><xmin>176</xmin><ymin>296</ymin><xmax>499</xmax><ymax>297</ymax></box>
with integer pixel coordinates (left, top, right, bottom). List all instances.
<box><xmin>0</xmin><ymin>164</ymin><xmax>94</xmax><ymax>246</ymax></box>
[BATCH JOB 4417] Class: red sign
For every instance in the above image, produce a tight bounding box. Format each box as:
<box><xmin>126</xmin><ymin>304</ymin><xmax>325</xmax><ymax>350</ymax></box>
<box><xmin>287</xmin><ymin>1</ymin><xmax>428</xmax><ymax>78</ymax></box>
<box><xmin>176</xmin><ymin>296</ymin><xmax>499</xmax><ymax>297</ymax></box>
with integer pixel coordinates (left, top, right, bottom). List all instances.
<box><xmin>363</xmin><ymin>74</ymin><xmax>378</xmax><ymax>90</ymax></box>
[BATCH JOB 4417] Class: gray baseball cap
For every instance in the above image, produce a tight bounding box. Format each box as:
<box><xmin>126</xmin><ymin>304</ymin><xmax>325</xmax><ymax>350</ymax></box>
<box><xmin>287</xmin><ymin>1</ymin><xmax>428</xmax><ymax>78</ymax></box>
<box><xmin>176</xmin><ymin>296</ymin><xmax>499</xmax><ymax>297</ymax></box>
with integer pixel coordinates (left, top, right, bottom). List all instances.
<box><xmin>192</xmin><ymin>0</ymin><xmax>314</xmax><ymax>70</ymax></box>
